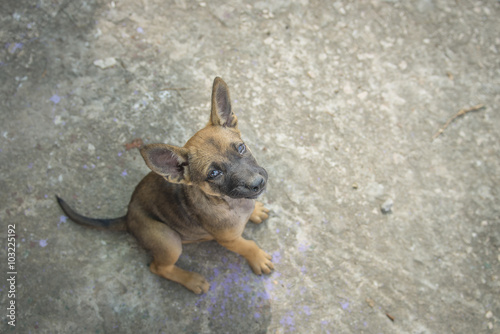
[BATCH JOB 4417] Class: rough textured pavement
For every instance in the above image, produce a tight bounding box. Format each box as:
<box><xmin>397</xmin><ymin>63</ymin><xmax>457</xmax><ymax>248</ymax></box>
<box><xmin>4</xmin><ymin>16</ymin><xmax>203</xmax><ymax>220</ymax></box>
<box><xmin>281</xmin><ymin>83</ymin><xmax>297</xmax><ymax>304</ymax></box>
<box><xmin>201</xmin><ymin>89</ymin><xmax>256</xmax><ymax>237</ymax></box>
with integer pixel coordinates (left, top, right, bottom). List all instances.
<box><xmin>1</xmin><ymin>0</ymin><xmax>500</xmax><ymax>333</ymax></box>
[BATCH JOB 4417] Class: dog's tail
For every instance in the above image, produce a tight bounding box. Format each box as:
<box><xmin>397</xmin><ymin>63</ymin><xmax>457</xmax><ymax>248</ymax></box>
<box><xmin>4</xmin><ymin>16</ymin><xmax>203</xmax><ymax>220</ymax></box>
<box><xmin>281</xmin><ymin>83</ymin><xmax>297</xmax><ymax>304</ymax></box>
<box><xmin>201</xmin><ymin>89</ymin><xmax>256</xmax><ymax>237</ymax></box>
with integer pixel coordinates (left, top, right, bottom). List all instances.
<box><xmin>56</xmin><ymin>196</ymin><xmax>127</xmax><ymax>232</ymax></box>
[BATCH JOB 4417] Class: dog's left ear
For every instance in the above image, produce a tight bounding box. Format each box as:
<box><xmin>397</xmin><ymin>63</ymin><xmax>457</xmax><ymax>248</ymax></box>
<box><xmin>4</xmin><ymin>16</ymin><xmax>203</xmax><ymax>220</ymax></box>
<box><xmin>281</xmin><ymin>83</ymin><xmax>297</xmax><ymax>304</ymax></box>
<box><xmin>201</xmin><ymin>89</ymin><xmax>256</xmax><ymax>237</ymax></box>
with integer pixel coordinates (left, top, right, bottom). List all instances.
<box><xmin>210</xmin><ymin>77</ymin><xmax>238</xmax><ymax>128</ymax></box>
<box><xmin>140</xmin><ymin>144</ymin><xmax>190</xmax><ymax>184</ymax></box>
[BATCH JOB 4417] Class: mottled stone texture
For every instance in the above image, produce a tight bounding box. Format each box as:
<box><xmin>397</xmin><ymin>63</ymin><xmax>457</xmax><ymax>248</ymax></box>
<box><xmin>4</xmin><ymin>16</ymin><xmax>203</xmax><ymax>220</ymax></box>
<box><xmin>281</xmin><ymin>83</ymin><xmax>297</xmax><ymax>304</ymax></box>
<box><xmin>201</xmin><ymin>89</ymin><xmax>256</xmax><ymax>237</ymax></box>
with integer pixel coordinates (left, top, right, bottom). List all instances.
<box><xmin>1</xmin><ymin>0</ymin><xmax>499</xmax><ymax>333</ymax></box>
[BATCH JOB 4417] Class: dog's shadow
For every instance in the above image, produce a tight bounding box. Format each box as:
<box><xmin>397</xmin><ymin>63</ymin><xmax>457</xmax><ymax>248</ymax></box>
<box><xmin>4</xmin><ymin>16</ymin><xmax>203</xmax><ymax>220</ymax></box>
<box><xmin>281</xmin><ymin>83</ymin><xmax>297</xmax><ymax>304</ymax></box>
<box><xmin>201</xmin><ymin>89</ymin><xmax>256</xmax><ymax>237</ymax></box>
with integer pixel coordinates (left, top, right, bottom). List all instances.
<box><xmin>173</xmin><ymin>241</ymin><xmax>273</xmax><ymax>333</ymax></box>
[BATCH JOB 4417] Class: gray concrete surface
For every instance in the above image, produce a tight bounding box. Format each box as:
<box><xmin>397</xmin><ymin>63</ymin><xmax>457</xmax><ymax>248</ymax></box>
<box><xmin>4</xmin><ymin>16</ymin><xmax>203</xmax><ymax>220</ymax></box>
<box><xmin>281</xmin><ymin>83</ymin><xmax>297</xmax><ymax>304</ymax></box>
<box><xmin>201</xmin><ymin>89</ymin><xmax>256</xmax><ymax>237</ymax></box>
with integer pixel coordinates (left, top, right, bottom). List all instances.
<box><xmin>1</xmin><ymin>0</ymin><xmax>499</xmax><ymax>333</ymax></box>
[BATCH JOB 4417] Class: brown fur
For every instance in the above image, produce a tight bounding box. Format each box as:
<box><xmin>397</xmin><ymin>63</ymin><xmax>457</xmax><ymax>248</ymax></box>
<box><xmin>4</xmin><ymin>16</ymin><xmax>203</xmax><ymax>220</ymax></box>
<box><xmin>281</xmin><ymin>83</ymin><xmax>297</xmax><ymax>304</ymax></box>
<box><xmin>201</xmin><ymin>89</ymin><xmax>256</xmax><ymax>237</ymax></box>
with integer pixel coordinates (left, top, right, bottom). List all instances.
<box><xmin>57</xmin><ymin>77</ymin><xmax>273</xmax><ymax>294</ymax></box>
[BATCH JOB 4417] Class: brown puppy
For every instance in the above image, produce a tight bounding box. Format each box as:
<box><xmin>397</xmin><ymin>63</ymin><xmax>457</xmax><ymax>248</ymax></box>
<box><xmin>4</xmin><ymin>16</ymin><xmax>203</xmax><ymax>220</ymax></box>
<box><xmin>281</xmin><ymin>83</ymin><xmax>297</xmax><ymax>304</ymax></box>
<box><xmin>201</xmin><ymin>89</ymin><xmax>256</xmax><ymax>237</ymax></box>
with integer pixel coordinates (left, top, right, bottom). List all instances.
<box><xmin>57</xmin><ymin>77</ymin><xmax>273</xmax><ymax>294</ymax></box>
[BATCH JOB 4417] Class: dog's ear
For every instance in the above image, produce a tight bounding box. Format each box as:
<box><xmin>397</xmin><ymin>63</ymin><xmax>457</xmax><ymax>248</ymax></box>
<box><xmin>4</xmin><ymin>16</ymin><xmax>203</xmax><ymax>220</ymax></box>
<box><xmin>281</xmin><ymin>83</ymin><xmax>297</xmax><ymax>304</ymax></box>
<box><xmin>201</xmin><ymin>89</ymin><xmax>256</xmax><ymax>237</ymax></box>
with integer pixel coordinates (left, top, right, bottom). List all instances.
<box><xmin>140</xmin><ymin>144</ymin><xmax>190</xmax><ymax>184</ymax></box>
<box><xmin>210</xmin><ymin>77</ymin><xmax>238</xmax><ymax>128</ymax></box>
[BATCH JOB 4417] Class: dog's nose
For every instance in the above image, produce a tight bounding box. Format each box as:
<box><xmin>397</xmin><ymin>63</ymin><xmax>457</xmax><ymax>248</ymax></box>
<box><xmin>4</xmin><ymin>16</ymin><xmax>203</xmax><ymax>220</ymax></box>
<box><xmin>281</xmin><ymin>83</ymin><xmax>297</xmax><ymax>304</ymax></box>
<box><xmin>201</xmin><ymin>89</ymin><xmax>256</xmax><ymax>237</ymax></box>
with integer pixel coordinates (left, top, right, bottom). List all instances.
<box><xmin>247</xmin><ymin>176</ymin><xmax>266</xmax><ymax>193</ymax></box>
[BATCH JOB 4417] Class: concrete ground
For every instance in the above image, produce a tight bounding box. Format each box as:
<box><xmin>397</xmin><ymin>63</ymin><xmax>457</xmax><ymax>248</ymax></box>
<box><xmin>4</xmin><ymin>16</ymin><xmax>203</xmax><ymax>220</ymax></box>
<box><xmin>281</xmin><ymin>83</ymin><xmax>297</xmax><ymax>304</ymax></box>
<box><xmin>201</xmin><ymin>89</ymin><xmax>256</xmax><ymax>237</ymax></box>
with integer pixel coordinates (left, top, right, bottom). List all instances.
<box><xmin>1</xmin><ymin>0</ymin><xmax>499</xmax><ymax>333</ymax></box>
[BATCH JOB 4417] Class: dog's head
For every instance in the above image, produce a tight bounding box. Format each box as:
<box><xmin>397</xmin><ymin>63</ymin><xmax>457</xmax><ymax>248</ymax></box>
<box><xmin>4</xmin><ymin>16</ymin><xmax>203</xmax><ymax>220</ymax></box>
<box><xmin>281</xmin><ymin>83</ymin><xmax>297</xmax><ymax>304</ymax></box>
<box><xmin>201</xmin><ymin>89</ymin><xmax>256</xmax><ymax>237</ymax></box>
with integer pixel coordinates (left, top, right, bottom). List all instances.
<box><xmin>140</xmin><ymin>77</ymin><xmax>267</xmax><ymax>199</ymax></box>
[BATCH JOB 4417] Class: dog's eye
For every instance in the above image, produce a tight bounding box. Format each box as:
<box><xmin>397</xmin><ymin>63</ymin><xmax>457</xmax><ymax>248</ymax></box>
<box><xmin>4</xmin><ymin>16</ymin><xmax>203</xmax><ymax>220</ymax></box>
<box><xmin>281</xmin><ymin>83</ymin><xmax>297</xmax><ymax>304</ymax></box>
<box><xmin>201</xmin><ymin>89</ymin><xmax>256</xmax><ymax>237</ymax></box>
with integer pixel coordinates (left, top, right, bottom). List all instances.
<box><xmin>237</xmin><ymin>143</ymin><xmax>246</xmax><ymax>155</ymax></box>
<box><xmin>208</xmin><ymin>170</ymin><xmax>223</xmax><ymax>179</ymax></box>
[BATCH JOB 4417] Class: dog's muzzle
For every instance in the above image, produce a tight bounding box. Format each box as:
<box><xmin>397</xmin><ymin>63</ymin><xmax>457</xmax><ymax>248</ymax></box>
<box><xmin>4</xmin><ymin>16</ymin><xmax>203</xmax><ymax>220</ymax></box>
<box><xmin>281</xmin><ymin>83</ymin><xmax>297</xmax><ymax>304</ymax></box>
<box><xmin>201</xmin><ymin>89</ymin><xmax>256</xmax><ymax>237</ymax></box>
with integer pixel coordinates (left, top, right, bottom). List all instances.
<box><xmin>244</xmin><ymin>175</ymin><xmax>266</xmax><ymax>198</ymax></box>
<box><xmin>229</xmin><ymin>167</ymin><xmax>268</xmax><ymax>199</ymax></box>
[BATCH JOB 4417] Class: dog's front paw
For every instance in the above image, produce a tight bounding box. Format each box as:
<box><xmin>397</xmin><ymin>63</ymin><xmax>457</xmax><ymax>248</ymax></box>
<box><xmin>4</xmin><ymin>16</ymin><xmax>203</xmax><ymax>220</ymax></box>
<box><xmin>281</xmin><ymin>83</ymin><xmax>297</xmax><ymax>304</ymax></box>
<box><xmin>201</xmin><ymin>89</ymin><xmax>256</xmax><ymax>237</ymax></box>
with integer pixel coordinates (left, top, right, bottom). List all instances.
<box><xmin>249</xmin><ymin>201</ymin><xmax>270</xmax><ymax>224</ymax></box>
<box><xmin>247</xmin><ymin>249</ymin><xmax>274</xmax><ymax>275</ymax></box>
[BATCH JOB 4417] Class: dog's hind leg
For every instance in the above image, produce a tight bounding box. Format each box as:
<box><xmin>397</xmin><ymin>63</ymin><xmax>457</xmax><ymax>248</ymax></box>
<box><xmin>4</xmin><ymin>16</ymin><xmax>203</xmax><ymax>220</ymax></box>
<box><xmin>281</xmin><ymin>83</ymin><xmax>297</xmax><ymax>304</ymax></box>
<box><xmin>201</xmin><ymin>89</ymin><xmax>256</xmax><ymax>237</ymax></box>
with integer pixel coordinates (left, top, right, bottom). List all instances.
<box><xmin>129</xmin><ymin>215</ymin><xmax>210</xmax><ymax>294</ymax></box>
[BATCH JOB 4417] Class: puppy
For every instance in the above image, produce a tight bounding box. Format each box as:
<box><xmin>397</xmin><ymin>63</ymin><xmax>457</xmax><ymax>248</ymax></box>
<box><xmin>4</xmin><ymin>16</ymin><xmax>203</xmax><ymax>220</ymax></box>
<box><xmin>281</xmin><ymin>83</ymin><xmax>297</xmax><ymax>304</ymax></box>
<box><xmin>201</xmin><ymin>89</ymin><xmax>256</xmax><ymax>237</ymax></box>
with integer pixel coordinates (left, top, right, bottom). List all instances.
<box><xmin>57</xmin><ymin>77</ymin><xmax>273</xmax><ymax>294</ymax></box>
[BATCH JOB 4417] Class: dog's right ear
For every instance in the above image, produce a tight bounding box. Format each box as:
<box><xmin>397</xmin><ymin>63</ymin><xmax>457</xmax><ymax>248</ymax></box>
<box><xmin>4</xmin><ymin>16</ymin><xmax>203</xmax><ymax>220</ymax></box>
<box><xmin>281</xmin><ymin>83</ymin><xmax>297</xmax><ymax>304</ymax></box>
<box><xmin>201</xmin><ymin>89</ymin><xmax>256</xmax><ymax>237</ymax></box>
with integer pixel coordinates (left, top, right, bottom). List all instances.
<box><xmin>210</xmin><ymin>77</ymin><xmax>238</xmax><ymax>128</ymax></box>
<box><xmin>140</xmin><ymin>144</ymin><xmax>190</xmax><ymax>184</ymax></box>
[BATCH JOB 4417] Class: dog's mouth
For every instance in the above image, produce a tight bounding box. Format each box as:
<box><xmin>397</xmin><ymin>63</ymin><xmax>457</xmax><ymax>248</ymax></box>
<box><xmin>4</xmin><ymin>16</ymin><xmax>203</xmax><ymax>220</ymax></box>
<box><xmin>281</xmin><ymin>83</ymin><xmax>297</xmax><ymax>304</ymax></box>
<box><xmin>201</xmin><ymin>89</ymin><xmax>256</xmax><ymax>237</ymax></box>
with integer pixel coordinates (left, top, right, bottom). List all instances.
<box><xmin>245</xmin><ymin>188</ymin><xmax>265</xmax><ymax>199</ymax></box>
<box><xmin>226</xmin><ymin>187</ymin><xmax>265</xmax><ymax>200</ymax></box>
<box><xmin>227</xmin><ymin>181</ymin><xmax>267</xmax><ymax>199</ymax></box>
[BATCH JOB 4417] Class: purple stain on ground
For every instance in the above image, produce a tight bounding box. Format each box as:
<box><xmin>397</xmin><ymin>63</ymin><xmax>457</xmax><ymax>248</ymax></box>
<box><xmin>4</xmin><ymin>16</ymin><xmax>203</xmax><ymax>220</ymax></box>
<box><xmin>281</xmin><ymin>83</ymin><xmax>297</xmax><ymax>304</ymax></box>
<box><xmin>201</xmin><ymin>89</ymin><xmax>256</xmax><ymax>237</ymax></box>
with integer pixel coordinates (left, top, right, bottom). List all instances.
<box><xmin>263</xmin><ymin>276</ymin><xmax>276</xmax><ymax>294</ymax></box>
<box><xmin>137</xmin><ymin>27</ymin><xmax>144</xmax><ymax>34</ymax></box>
<box><xmin>280</xmin><ymin>311</ymin><xmax>295</xmax><ymax>330</ymax></box>
<box><xmin>256</xmin><ymin>286</ymin><xmax>271</xmax><ymax>301</ymax></box>
<box><xmin>50</xmin><ymin>94</ymin><xmax>61</xmax><ymax>104</ymax></box>
<box><xmin>83</xmin><ymin>164</ymin><xmax>88</xmax><ymax>169</ymax></box>
<box><xmin>118</xmin><ymin>151</ymin><xmax>122</xmax><ymax>157</ymax></box>
<box><xmin>254</xmin><ymin>312</ymin><xmax>261</xmax><ymax>319</ymax></box>
<box><xmin>340</xmin><ymin>301</ymin><xmax>350</xmax><ymax>311</ymax></box>
<box><xmin>298</xmin><ymin>243</ymin><xmax>310</xmax><ymax>252</ymax></box>
<box><xmin>39</xmin><ymin>239</ymin><xmax>48</xmax><ymax>247</ymax></box>
<box><xmin>121</xmin><ymin>169</ymin><xmax>128</xmax><ymax>176</ymax></box>
<box><xmin>272</xmin><ymin>250</ymin><xmax>282</xmax><ymax>264</ymax></box>
<box><xmin>28</xmin><ymin>162</ymin><xmax>33</xmax><ymax>169</ymax></box>
<box><xmin>7</xmin><ymin>42</ymin><xmax>23</xmax><ymax>53</ymax></box>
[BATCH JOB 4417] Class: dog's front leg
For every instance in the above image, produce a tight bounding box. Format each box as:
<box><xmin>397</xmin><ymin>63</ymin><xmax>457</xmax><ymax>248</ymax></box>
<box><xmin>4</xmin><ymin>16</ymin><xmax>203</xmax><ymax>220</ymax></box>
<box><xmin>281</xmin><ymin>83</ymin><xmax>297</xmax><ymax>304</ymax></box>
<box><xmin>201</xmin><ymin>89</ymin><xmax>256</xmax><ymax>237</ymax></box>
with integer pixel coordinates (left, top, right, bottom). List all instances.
<box><xmin>218</xmin><ymin>237</ymin><xmax>274</xmax><ymax>275</ymax></box>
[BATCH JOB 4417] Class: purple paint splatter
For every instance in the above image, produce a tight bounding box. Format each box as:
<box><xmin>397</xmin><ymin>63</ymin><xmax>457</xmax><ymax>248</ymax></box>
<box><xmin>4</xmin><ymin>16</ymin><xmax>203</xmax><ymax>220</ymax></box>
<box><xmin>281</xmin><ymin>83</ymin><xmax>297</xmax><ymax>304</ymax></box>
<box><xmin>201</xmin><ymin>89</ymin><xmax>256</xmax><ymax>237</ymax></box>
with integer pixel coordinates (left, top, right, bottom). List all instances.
<box><xmin>280</xmin><ymin>311</ymin><xmax>296</xmax><ymax>331</ymax></box>
<box><xmin>39</xmin><ymin>239</ymin><xmax>48</xmax><ymax>247</ymax></box>
<box><xmin>50</xmin><ymin>94</ymin><xmax>61</xmax><ymax>104</ymax></box>
<box><xmin>7</xmin><ymin>42</ymin><xmax>23</xmax><ymax>54</ymax></box>
<box><xmin>298</xmin><ymin>243</ymin><xmax>310</xmax><ymax>252</ymax></box>
<box><xmin>272</xmin><ymin>250</ymin><xmax>282</xmax><ymax>264</ymax></box>
<box><xmin>58</xmin><ymin>216</ymin><xmax>68</xmax><ymax>229</ymax></box>
<box><xmin>121</xmin><ymin>169</ymin><xmax>128</xmax><ymax>176</ymax></box>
